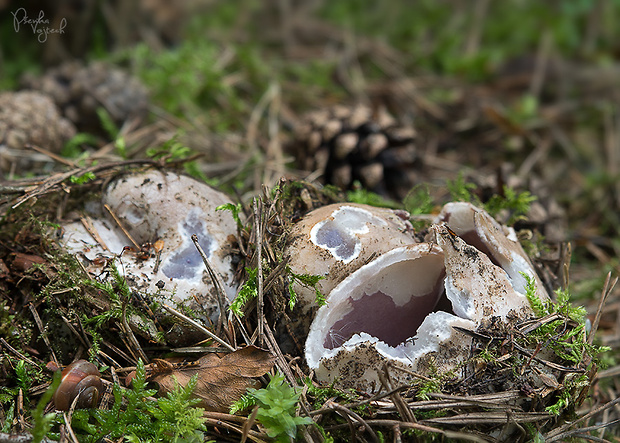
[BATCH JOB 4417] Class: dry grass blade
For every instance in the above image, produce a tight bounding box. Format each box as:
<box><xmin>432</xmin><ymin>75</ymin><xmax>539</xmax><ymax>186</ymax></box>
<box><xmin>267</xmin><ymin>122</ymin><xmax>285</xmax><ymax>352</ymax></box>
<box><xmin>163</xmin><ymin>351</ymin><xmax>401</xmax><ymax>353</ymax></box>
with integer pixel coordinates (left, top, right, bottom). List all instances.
<box><xmin>191</xmin><ymin>233</ymin><xmax>229</xmax><ymax>333</ymax></box>
<box><xmin>202</xmin><ymin>416</ymin><xmax>269</xmax><ymax>443</ymax></box>
<box><xmin>325</xmin><ymin>400</ymin><xmax>380</xmax><ymax>443</ymax></box>
<box><xmin>0</xmin><ymin>338</ymin><xmax>39</xmax><ymax>367</ymax></box>
<box><xmin>120</xmin><ymin>301</ymin><xmax>149</xmax><ymax>363</ymax></box>
<box><xmin>544</xmin><ymin>396</ymin><xmax>620</xmax><ymax>441</ymax></box>
<box><xmin>378</xmin><ymin>364</ymin><xmax>415</xmax><ymax>423</ymax></box>
<box><xmin>241</xmin><ymin>405</ymin><xmax>259</xmax><ymax>443</ymax></box>
<box><xmin>409</xmin><ymin>391</ymin><xmax>524</xmax><ymax>410</ymax></box>
<box><xmin>327</xmin><ymin>419</ymin><xmax>491</xmax><ymax>442</ymax></box>
<box><xmin>421</xmin><ymin>411</ymin><xmax>553</xmax><ymax>425</ymax></box>
<box><xmin>79</xmin><ymin>215</ymin><xmax>111</xmax><ymax>251</ymax></box>
<box><xmin>104</xmin><ymin>203</ymin><xmax>140</xmax><ymax>250</ymax></box>
<box><xmin>254</xmin><ymin>198</ymin><xmax>265</xmax><ymax>347</ymax></box>
<box><xmin>588</xmin><ymin>271</ymin><xmax>617</xmax><ymax>346</ymax></box>
<box><xmin>160</xmin><ymin>303</ymin><xmax>235</xmax><ymax>352</ymax></box>
<box><xmin>28</xmin><ymin>304</ymin><xmax>58</xmax><ymax>367</ymax></box>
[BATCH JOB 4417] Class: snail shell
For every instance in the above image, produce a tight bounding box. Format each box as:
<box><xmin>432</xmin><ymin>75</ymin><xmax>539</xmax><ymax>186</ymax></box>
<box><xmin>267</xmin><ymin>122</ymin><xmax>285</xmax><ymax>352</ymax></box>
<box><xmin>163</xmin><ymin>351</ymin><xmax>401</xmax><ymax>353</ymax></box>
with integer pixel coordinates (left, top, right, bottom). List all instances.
<box><xmin>53</xmin><ymin>360</ymin><xmax>103</xmax><ymax>411</ymax></box>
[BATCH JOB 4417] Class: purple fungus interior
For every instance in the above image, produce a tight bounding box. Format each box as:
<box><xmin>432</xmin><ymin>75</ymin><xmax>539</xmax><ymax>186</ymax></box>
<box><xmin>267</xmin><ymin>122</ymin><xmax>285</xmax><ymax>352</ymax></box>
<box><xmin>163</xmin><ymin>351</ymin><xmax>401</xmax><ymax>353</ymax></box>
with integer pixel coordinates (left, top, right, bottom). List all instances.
<box><xmin>459</xmin><ymin>230</ymin><xmax>501</xmax><ymax>269</ymax></box>
<box><xmin>324</xmin><ymin>269</ymin><xmax>446</xmax><ymax>349</ymax></box>
<box><xmin>314</xmin><ymin>219</ymin><xmax>356</xmax><ymax>261</ymax></box>
<box><xmin>162</xmin><ymin>212</ymin><xmax>213</xmax><ymax>280</ymax></box>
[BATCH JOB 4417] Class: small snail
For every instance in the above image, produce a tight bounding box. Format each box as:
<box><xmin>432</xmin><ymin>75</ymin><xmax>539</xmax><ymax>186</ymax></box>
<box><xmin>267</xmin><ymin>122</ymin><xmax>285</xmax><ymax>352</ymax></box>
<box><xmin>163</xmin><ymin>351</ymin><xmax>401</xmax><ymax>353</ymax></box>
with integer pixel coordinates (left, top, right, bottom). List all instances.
<box><xmin>53</xmin><ymin>360</ymin><xmax>103</xmax><ymax>411</ymax></box>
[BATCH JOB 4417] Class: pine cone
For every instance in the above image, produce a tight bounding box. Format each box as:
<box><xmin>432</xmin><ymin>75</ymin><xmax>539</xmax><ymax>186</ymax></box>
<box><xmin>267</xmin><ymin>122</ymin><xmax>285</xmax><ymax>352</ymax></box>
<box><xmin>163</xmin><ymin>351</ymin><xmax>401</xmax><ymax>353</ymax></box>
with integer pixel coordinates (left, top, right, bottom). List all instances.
<box><xmin>0</xmin><ymin>90</ymin><xmax>76</xmax><ymax>153</ymax></box>
<box><xmin>290</xmin><ymin>104</ymin><xmax>419</xmax><ymax>199</ymax></box>
<box><xmin>21</xmin><ymin>61</ymin><xmax>149</xmax><ymax>134</ymax></box>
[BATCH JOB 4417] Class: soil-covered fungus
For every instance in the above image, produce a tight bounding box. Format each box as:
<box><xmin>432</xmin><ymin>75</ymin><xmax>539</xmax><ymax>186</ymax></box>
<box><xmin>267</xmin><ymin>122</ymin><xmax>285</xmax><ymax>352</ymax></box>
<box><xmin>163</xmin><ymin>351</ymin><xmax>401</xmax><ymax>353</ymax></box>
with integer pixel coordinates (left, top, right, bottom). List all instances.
<box><xmin>436</xmin><ymin>201</ymin><xmax>548</xmax><ymax>300</ymax></box>
<box><xmin>305</xmin><ymin>203</ymin><xmax>548</xmax><ymax>392</ymax></box>
<box><xmin>61</xmin><ymin>170</ymin><xmax>241</xmax><ymax>330</ymax></box>
<box><xmin>285</xmin><ymin>202</ymin><xmax>416</xmax><ymax>315</ymax></box>
<box><xmin>305</xmin><ymin>244</ymin><xmax>467</xmax><ymax>392</ymax></box>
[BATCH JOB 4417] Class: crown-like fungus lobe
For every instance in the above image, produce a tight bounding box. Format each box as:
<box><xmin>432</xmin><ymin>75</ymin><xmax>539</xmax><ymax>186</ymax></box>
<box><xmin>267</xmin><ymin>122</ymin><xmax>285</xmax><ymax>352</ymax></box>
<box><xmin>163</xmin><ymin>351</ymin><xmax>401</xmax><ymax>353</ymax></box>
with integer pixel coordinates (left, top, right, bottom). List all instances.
<box><xmin>305</xmin><ymin>203</ymin><xmax>547</xmax><ymax>393</ymax></box>
<box><xmin>436</xmin><ymin>202</ymin><xmax>548</xmax><ymax>300</ymax></box>
<box><xmin>62</xmin><ymin>170</ymin><xmax>240</xmax><ymax>329</ymax></box>
<box><xmin>284</xmin><ymin>203</ymin><xmax>418</xmax><ymax>346</ymax></box>
<box><xmin>433</xmin><ymin>224</ymin><xmax>535</xmax><ymax>322</ymax></box>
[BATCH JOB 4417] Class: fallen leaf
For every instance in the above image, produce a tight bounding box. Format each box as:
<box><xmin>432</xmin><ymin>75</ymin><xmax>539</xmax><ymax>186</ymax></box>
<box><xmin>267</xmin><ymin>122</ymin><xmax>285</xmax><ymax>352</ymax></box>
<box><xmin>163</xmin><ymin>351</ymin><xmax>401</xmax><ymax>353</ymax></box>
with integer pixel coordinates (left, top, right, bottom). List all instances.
<box><xmin>10</xmin><ymin>252</ymin><xmax>47</xmax><ymax>273</ymax></box>
<box><xmin>149</xmin><ymin>346</ymin><xmax>276</xmax><ymax>412</ymax></box>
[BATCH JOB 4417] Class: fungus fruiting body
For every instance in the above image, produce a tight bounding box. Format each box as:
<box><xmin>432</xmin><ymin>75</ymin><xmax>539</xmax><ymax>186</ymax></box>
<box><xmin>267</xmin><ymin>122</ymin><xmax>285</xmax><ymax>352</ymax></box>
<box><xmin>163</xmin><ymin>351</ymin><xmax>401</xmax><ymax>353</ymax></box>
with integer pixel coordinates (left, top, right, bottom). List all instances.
<box><xmin>306</xmin><ymin>243</ymin><xmax>476</xmax><ymax>392</ymax></box>
<box><xmin>282</xmin><ymin>203</ymin><xmax>418</xmax><ymax>348</ymax></box>
<box><xmin>62</xmin><ymin>170</ymin><xmax>240</xmax><ymax>327</ymax></box>
<box><xmin>286</xmin><ymin>203</ymin><xmax>416</xmax><ymax>313</ymax></box>
<box><xmin>436</xmin><ymin>201</ymin><xmax>548</xmax><ymax>301</ymax></box>
<box><xmin>304</xmin><ymin>203</ymin><xmax>548</xmax><ymax>392</ymax></box>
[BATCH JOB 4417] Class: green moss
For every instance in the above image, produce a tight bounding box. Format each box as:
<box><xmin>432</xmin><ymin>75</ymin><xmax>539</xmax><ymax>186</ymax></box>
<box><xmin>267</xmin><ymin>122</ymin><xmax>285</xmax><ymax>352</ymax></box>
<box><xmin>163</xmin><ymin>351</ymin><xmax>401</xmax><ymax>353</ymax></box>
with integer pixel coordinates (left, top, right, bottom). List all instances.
<box><xmin>287</xmin><ymin>266</ymin><xmax>326</xmax><ymax>308</ymax></box>
<box><xmin>66</xmin><ymin>359</ymin><xmax>207</xmax><ymax>442</ymax></box>
<box><xmin>229</xmin><ymin>266</ymin><xmax>258</xmax><ymax>317</ymax></box>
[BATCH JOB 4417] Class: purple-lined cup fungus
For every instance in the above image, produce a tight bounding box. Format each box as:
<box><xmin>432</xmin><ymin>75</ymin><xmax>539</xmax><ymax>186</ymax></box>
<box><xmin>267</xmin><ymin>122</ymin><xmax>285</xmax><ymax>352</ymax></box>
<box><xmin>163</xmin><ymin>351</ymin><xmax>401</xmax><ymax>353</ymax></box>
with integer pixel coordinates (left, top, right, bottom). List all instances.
<box><xmin>304</xmin><ymin>202</ymin><xmax>549</xmax><ymax>392</ymax></box>
<box><xmin>61</xmin><ymin>170</ymin><xmax>240</xmax><ymax>337</ymax></box>
<box><xmin>284</xmin><ymin>203</ymin><xmax>417</xmax><ymax>336</ymax></box>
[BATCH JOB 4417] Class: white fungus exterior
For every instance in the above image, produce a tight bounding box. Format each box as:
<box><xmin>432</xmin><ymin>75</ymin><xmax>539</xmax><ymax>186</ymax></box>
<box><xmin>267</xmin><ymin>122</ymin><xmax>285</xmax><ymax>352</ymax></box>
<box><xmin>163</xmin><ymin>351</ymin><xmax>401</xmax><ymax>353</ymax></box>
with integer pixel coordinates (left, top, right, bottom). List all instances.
<box><xmin>62</xmin><ymin>170</ymin><xmax>240</xmax><ymax>326</ymax></box>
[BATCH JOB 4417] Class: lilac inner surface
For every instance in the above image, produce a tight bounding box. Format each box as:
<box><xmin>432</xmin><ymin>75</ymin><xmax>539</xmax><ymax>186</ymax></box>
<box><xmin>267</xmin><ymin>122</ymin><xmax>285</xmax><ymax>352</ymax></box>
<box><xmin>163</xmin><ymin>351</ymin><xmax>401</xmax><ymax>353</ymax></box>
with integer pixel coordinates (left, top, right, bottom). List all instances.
<box><xmin>314</xmin><ymin>221</ymin><xmax>356</xmax><ymax>260</ymax></box>
<box><xmin>323</xmin><ymin>272</ymin><xmax>445</xmax><ymax>349</ymax></box>
<box><xmin>162</xmin><ymin>213</ymin><xmax>213</xmax><ymax>280</ymax></box>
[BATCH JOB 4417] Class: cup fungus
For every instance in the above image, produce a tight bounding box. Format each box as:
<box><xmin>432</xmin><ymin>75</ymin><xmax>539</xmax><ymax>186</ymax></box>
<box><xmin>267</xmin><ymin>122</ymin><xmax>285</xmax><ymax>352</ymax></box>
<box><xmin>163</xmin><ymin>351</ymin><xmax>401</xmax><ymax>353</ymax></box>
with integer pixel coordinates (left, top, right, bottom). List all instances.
<box><xmin>305</xmin><ymin>203</ymin><xmax>548</xmax><ymax>393</ymax></box>
<box><xmin>285</xmin><ymin>203</ymin><xmax>416</xmax><ymax>315</ymax></box>
<box><xmin>62</xmin><ymin>170</ymin><xmax>240</xmax><ymax>328</ymax></box>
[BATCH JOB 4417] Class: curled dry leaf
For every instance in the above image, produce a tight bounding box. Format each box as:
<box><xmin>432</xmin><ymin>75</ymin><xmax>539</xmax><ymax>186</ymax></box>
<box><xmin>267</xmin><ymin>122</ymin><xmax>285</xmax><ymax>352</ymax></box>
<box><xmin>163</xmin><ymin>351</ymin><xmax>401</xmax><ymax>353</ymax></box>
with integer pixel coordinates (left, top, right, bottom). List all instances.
<box><xmin>145</xmin><ymin>346</ymin><xmax>276</xmax><ymax>412</ymax></box>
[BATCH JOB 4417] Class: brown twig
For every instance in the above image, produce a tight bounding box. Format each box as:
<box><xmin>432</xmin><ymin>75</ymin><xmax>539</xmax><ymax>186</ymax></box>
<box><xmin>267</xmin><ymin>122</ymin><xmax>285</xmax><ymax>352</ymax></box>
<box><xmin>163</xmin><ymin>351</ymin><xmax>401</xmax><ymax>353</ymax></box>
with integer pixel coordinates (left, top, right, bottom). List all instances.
<box><xmin>378</xmin><ymin>364</ymin><xmax>416</xmax><ymax>423</ymax></box>
<box><xmin>11</xmin><ymin>159</ymin><xmax>157</xmax><ymax>209</ymax></box>
<box><xmin>544</xmin><ymin>395</ymin><xmax>620</xmax><ymax>441</ymax></box>
<box><xmin>588</xmin><ymin>271</ymin><xmax>617</xmax><ymax>346</ymax></box>
<box><xmin>160</xmin><ymin>303</ymin><xmax>235</xmax><ymax>352</ymax></box>
<box><xmin>325</xmin><ymin>418</ymin><xmax>490</xmax><ymax>442</ymax></box>
<box><xmin>202</xmin><ymin>417</ymin><xmax>268</xmax><ymax>443</ymax></box>
<box><xmin>0</xmin><ymin>338</ymin><xmax>39</xmax><ymax>367</ymax></box>
<box><xmin>28</xmin><ymin>303</ymin><xmax>58</xmax><ymax>367</ymax></box>
<box><xmin>104</xmin><ymin>203</ymin><xmax>140</xmax><ymax>251</ymax></box>
<box><xmin>120</xmin><ymin>301</ymin><xmax>149</xmax><ymax>364</ymax></box>
<box><xmin>253</xmin><ymin>198</ymin><xmax>265</xmax><ymax>347</ymax></box>
<box><xmin>325</xmin><ymin>401</ymin><xmax>379</xmax><ymax>443</ymax></box>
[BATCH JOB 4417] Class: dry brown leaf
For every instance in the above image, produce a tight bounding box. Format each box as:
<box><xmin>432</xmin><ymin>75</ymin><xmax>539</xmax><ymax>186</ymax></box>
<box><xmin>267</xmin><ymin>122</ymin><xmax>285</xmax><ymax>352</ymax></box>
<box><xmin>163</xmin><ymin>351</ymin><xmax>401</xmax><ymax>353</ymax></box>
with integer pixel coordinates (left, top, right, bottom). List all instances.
<box><xmin>148</xmin><ymin>346</ymin><xmax>276</xmax><ymax>412</ymax></box>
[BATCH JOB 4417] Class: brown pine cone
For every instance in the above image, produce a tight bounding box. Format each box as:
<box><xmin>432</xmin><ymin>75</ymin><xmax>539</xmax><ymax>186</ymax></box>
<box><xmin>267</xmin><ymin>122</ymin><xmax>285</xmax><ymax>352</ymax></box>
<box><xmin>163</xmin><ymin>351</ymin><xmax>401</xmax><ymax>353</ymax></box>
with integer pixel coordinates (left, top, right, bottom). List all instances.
<box><xmin>290</xmin><ymin>104</ymin><xmax>419</xmax><ymax>199</ymax></box>
<box><xmin>0</xmin><ymin>90</ymin><xmax>76</xmax><ymax>155</ymax></box>
<box><xmin>21</xmin><ymin>61</ymin><xmax>149</xmax><ymax>135</ymax></box>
